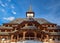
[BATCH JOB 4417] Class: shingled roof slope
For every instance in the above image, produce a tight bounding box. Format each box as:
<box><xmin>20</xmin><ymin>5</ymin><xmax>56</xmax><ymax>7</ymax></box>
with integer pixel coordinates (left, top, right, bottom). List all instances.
<box><xmin>9</xmin><ymin>18</ymin><xmax>54</xmax><ymax>24</ymax></box>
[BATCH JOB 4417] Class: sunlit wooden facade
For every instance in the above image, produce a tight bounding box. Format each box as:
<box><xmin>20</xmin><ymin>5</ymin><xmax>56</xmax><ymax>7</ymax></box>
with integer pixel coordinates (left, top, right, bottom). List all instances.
<box><xmin>0</xmin><ymin>6</ymin><xmax>60</xmax><ymax>43</ymax></box>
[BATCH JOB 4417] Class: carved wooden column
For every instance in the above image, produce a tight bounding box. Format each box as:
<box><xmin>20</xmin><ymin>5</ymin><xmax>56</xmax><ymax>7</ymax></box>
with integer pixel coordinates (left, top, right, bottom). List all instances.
<box><xmin>1</xmin><ymin>36</ymin><xmax>2</xmax><ymax>43</ymax></box>
<box><xmin>45</xmin><ymin>35</ymin><xmax>49</xmax><ymax>42</ymax></box>
<box><xmin>25</xmin><ymin>24</ymin><xmax>28</xmax><ymax>27</ymax></box>
<box><xmin>7</xmin><ymin>36</ymin><xmax>11</xmax><ymax>43</ymax></box>
<box><xmin>46</xmin><ymin>35</ymin><xmax>49</xmax><ymax>39</ymax></box>
<box><xmin>17</xmin><ymin>35</ymin><xmax>19</xmax><ymax>41</ymax></box>
<box><xmin>34</xmin><ymin>32</ymin><xmax>37</xmax><ymax>40</ymax></box>
<box><xmin>23</xmin><ymin>32</ymin><xmax>25</xmax><ymax>40</ymax></box>
<box><xmin>6</xmin><ymin>36</ymin><xmax>8</xmax><ymax>43</ymax></box>
<box><xmin>41</xmin><ymin>34</ymin><xmax>43</xmax><ymax>41</ymax></box>
<box><xmin>11</xmin><ymin>35</ymin><xmax>14</xmax><ymax>42</ymax></box>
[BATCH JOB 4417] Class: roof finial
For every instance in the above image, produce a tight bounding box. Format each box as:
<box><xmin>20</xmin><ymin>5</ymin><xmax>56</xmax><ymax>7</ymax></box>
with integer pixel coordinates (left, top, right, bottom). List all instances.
<box><xmin>28</xmin><ymin>5</ymin><xmax>32</xmax><ymax>12</ymax></box>
<box><xmin>28</xmin><ymin>0</ymin><xmax>33</xmax><ymax>12</ymax></box>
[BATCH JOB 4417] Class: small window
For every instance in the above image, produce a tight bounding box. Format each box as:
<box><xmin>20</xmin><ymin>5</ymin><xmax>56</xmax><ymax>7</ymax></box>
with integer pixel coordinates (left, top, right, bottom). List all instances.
<box><xmin>22</xmin><ymin>25</ymin><xmax>25</xmax><ymax>27</ymax></box>
<box><xmin>58</xmin><ymin>38</ymin><xmax>60</xmax><ymax>40</ymax></box>
<box><xmin>5</xmin><ymin>25</ymin><xmax>8</xmax><ymax>27</ymax></box>
<box><xmin>52</xmin><ymin>25</ymin><xmax>54</xmax><ymax>27</ymax></box>
<box><xmin>1</xmin><ymin>30</ymin><xmax>5</xmax><ymax>32</ymax></box>
<box><xmin>9</xmin><ymin>25</ymin><xmax>13</xmax><ymax>27</ymax></box>
<box><xmin>28</xmin><ymin>23</ymin><xmax>33</xmax><ymax>26</ymax></box>
<box><xmin>48</xmin><ymin>25</ymin><xmax>50</xmax><ymax>27</ymax></box>
<box><xmin>53</xmin><ymin>38</ymin><xmax>55</xmax><ymax>40</ymax></box>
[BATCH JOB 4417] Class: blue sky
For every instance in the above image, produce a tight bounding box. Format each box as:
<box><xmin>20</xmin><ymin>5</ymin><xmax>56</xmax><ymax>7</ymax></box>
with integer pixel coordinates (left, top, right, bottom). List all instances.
<box><xmin>0</xmin><ymin>0</ymin><xmax>60</xmax><ymax>25</ymax></box>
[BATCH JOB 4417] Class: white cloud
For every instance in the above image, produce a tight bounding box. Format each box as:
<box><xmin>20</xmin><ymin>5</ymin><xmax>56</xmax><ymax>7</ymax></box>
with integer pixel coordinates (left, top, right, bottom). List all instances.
<box><xmin>0</xmin><ymin>1</ymin><xmax>6</xmax><ymax>7</ymax></box>
<box><xmin>3</xmin><ymin>17</ymin><xmax>15</xmax><ymax>21</ymax></box>
<box><xmin>1</xmin><ymin>3</ymin><xmax>5</xmax><ymax>7</ymax></box>
<box><xmin>12</xmin><ymin>11</ymin><xmax>16</xmax><ymax>14</ymax></box>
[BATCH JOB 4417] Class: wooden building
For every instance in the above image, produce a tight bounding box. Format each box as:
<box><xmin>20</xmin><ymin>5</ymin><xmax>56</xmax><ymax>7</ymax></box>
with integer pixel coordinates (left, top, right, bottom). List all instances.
<box><xmin>0</xmin><ymin>6</ymin><xmax>60</xmax><ymax>43</ymax></box>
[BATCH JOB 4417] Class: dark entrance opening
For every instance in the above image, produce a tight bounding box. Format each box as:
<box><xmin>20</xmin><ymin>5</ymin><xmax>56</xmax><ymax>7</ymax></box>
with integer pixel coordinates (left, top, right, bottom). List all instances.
<box><xmin>25</xmin><ymin>31</ymin><xmax>35</xmax><ymax>40</ymax></box>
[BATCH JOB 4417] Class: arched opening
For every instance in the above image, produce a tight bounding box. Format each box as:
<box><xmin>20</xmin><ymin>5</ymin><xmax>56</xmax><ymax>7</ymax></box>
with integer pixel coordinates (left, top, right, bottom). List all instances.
<box><xmin>25</xmin><ymin>31</ymin><xmax>35</xmax><ymax>40</ymax></box>
<box><xmin>19</xmin><ymin>33</ymin><xmax>23</xmax><ymax>40</ymax></box>
<box><xmin>37</xmin><ymin>33</ymin><xmax>41</xmax><ymax>38</ymax></box>
<box><xmin>37</xmin><ymin>33</ymin><xmax>41</xmax><ymax>41</ymax></box>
